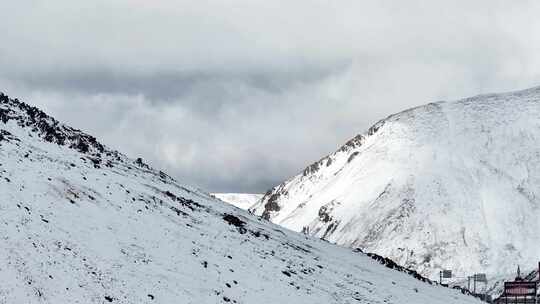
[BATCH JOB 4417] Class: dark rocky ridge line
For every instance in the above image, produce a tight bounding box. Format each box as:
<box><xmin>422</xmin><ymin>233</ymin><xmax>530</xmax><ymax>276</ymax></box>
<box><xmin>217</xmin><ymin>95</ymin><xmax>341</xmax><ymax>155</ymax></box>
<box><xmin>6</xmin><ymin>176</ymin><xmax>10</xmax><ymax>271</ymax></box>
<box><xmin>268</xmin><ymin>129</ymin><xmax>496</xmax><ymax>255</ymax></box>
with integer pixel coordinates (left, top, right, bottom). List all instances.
<box><xmin>0</xmin><ymin>92</ymin><xmax>177</xmax><ymax>183</ymax></box>
<box><xmin>253</xmin><ymin>102</ymin><xmax>446</xmax><ymax>221</ymax></box>
<box><xmin>0</xmin><ymin>93</ymin><xmax>107</xmax><ymax>157</ymax></box>
<box><xmin>253</xmin><ymin>118</ymin><xmax>385</xmax><ymax>220</ymax></box>
<box><xmin>357</xmin><ymin>250</ymin><xmax>488</xmax><ymax>301</ymax></box>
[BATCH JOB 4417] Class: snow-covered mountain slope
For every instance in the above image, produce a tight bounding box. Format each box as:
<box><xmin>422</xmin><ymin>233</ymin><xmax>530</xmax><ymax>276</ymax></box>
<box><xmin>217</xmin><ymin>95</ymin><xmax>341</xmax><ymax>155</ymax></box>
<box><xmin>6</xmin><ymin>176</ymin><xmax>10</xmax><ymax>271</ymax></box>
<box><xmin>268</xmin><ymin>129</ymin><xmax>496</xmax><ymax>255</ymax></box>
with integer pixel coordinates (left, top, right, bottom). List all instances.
<box><xmin>212</xmin><ymin>193</ymin><xmax>263</xmax><ymax>209</ymax></box>
<box><xmin>251</xmin><ymin>85</ymin><xmax>540</xmax><ymax>284</ymax></box>
<box><xmin>0</xmin><ymin>93</ymin><xmax>481</xmax><ymax>303</ymax></box>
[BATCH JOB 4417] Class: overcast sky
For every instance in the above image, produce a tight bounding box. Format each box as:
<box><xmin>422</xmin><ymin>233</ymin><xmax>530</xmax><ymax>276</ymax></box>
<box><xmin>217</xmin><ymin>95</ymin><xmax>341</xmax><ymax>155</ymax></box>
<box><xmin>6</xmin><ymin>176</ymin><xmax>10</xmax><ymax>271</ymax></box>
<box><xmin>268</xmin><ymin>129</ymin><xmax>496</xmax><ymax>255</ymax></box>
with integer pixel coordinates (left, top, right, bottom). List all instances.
<box><xmin>1</xmin><ymin>1</ymin><xmax>540</xmax><ymax>193</ymax></box>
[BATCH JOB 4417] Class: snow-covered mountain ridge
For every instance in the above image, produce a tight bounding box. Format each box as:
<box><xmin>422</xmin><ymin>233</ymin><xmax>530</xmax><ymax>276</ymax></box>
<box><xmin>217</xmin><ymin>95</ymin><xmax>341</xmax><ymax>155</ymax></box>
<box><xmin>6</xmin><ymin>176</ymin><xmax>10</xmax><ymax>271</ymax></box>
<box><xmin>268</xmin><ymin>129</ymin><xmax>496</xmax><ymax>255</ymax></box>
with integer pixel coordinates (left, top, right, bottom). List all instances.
<box><xmin>251</xmin><ymin>86</ymin><xmax>540</xmax><ymax>284</ymax></box>
<box><xmin>0</xmin><ymin>92</ymin><xmax>481</xmax><ymax>303</ymax></box>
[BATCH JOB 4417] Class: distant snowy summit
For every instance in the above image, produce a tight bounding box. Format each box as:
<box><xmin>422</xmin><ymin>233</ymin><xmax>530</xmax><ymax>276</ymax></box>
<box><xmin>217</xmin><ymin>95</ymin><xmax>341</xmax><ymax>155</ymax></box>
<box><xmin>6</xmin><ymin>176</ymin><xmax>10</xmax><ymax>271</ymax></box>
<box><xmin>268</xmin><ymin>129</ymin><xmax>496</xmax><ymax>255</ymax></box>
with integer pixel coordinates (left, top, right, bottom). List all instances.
<box><xmin>251</xmin><ymin>85</ymin><xmax>540</xmax><ymax>283</ymax></box>
<box><xmin>212</xmin><ymin>193</ymin><xmax>263</xmax><ymax>209</ymax></box>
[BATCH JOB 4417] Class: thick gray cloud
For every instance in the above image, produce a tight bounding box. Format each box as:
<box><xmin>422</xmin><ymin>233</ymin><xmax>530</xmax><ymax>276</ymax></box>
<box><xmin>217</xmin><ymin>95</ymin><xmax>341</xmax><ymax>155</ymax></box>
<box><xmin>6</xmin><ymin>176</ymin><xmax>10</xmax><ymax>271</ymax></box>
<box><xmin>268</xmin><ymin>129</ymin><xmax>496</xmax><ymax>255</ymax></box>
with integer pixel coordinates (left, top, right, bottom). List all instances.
<box><xmin>1</xmin><ymin>0</ymin><xmax>540</xmax><ymax>192</ymax></box>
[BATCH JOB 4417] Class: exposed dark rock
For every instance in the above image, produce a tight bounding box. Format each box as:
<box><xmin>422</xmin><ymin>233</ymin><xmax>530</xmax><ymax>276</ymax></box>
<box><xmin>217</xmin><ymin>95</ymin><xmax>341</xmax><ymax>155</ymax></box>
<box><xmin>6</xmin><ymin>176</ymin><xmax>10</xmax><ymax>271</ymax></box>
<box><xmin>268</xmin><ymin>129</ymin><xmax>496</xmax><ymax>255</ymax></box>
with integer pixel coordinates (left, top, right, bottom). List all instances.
<box><xmin>283</xmin><ymin>242</ymin><xmax>311</xmax><ymax>254</ymax></box>
<box><xmin>164</xmin><ymin>190</ymin><xmax>203</xmax><ymax>211</ymax></box>
<box><xmin>358</xmin><ymin>251</ymin><xmax>476</xmax><ymax>297</ymax></box>
<box><xmin>318</xmin><ymin>206</ymin><xmax>332</xmax><ymax>223</ymax></box>
<box><xmin>338</xmin><ymin>134</ymin><xmax>364</xmax><ymax>152</ymax></box>
<box><xmin>326</xmin><ymin>157</ymin><xmax>333</xmax><ymax>167</ymax></box>
<box><xmin>347</xmin><ymin>151</ymin><xmax>360</xmax><ymax>163</ymax></box>
<box><xmin>249</xmin><ymin>230</ymin><xmax>269</xmax><ymax>240</ymax></box>
<box><xmin>0</xmin><ymin>129</ymin><xmax>16</xmax><ymax>142</ymax></box>
<box><xmin>223</xmin><ymin>214</ymin><xmax>247</xmax><ymax>234</ymax></box>
<box><xmin>0</xmin><ymin>93</ymin><xmax>116</xmax><ymax>161</ymax></box>
<box><xmin>135</xmin><ymin>157</ymin><xmax>150</xmax><ymax>169</ymax></box>
<box><xmin>367</xmin><ymin>120</ymin><xmax>384</xmax><ymax>136</ymax></box>
<box><xmin>261</xmin><ymin>191</ymin><xmax>281</xmax><ymax>220</ymax></box>
<box><xmin>303</xmin><ymin>161</ymin><xmax>321</xmax><ymax>176</ymax></box>
<box><xmin>321</xmin><ymin>221</ymin><xmax>339</xmax><ymax>239</ymax></box>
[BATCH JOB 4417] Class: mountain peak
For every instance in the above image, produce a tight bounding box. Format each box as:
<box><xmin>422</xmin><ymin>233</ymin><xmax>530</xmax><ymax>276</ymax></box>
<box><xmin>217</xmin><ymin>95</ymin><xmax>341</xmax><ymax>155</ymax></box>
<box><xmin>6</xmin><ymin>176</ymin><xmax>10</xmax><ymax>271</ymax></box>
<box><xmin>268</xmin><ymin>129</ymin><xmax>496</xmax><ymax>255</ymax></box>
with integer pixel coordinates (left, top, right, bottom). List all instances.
<box><xmin>251</xmin><ymin>85</ymin><xmax>540</xmax><ymax>286</ymax></box>
<box><xmin>0</xmin><ymin>92</ymin><xmax>109</xmax><ymax>158</ymax></box>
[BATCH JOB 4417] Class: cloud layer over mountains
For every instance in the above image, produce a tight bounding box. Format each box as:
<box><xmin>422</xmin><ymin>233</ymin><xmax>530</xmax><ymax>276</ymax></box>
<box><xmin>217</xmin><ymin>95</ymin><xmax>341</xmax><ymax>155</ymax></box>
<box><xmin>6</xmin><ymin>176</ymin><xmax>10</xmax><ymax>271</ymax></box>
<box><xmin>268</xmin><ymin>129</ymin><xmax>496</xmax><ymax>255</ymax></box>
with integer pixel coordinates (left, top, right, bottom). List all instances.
<box><xmin>2</xmin><ymin>0</ymin><xmax>540</xmax><ymax>192</ymax></box>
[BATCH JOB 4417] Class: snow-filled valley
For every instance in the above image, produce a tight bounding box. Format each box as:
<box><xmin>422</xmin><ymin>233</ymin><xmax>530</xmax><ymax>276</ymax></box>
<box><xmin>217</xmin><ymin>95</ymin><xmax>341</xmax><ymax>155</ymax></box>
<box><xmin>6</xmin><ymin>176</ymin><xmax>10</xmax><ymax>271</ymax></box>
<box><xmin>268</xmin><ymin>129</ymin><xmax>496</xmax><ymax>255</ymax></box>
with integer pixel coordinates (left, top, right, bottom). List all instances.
<box><xmin>0</xmin><ymin>93</ymin><xmax>484</xmax><ymax>303</ymax></box>
<box><xmin>251</xmin><ymin>86</ymin><xmax>540</xmax><ymax>289</ymax></box>
<box><xmin>212</xmin><ymin>193</ymin><xmax>263</xmax><ymax>210</ymax></box>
